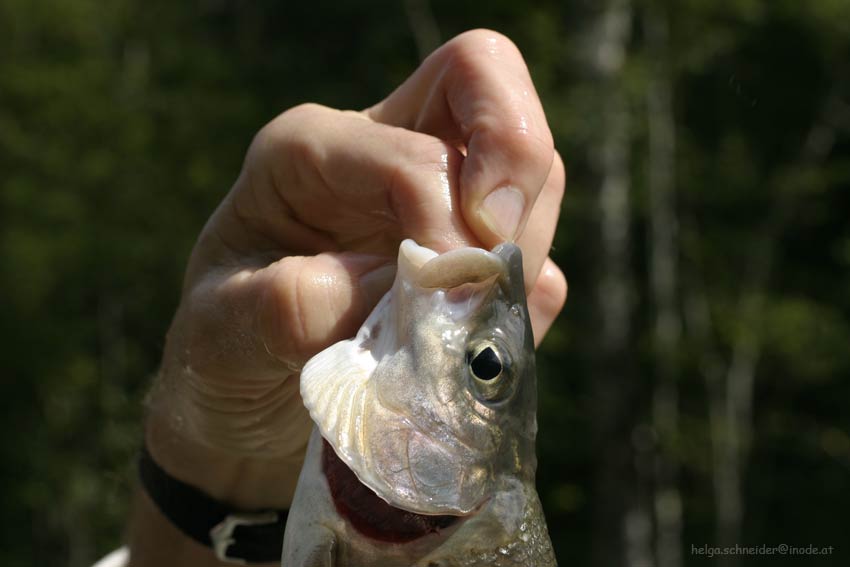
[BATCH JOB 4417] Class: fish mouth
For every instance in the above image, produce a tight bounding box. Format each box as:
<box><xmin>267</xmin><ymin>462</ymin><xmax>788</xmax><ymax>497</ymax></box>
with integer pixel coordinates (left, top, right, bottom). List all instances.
<box><xmin>322</xmin><ymin>439</ymin><xmax>465</xmax><ymax>543</ymax></box>
<box><xmin>400</xmin><ymin>239</ymin><xmax>512</xmax><ymax>322</ymax></box>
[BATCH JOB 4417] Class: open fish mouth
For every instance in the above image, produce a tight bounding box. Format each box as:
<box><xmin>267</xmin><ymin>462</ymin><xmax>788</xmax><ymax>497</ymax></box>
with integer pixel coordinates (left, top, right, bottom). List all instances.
<box><xmin>321</xmin><ymin>439</ymin><xmax>466</xmax><ymax>543</ymax></box>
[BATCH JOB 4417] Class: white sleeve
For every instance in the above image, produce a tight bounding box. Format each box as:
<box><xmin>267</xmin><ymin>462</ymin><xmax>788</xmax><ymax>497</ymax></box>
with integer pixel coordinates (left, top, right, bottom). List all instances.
<box><xmin>91</xmin><ymin>547</ymin><xmax>129</xmax><ymax>567</ymax></box>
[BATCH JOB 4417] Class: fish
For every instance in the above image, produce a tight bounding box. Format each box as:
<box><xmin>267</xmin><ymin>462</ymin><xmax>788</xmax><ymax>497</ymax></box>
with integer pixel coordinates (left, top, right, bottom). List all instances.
<box><xmin>282</xmin><ymin>239</ymin><xmax>557</xmax><ymax>567</ymax></box>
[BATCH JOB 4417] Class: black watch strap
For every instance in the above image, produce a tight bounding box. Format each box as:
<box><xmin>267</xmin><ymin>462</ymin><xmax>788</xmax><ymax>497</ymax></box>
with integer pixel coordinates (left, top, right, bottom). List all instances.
<box><xmin>138</xmin><ymin>444</ymin><xmax>288</xmax><ymax>564</ymax></box>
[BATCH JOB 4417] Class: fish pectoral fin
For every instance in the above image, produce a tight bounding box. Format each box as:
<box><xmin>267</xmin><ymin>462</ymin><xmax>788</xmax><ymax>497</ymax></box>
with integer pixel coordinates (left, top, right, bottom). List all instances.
<box><xmin>283</xmin><ymin>526</ymin><xmax>336</xmax><ymax>567</ymax></box>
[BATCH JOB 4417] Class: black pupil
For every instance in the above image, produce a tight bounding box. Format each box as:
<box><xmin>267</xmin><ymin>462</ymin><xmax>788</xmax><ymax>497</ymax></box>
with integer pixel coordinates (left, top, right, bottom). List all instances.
<box><xmin>471</xmin><ymin>346</ymin><xmax>502</xmax><ymax>381</ymax></box>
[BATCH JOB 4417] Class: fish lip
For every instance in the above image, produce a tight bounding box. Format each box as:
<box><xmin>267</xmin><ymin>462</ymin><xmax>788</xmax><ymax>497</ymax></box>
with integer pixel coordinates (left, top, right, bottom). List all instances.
<box><xmin>400</xmin><ymin>239</ymin><xmax>507</xmax><ymax>290</ymax></box>
<box><xmin>398</xmin><ymin>239</ymin><xmax>524</xmax><ymax>294</ymax></box>
<box><xmin>399</xmin><ymin>239</ymin><xmax>439</xmax><ymax>271</ymax></box>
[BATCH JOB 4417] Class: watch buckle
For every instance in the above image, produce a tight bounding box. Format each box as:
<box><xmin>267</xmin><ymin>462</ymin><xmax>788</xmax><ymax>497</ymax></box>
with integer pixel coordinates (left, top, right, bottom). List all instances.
<box><xmin>210</xmin><ymin>511</ymin><xmax>279</xmax><ymax>564</ymax></box>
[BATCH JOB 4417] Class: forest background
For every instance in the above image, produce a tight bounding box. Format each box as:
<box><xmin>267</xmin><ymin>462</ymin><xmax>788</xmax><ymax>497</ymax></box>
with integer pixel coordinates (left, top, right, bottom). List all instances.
<box><xmin>2</xmin><ymin>0</ymin><xmax>849</xmax><ymax>565</ymax></box>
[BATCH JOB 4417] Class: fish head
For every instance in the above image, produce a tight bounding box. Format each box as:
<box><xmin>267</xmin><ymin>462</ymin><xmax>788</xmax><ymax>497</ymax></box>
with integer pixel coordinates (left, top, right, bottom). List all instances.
<box><xmin>300</xmin><ymin>239</ymin><xmax>538</xmax><ymax>517</ymax></box>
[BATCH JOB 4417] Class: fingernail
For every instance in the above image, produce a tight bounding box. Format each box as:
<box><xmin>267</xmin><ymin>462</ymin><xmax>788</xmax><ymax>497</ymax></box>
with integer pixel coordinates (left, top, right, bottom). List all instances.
<box><xmin>359</xmin><ymin>263</ymin><xmax>397</xmax><ymax>307</ymax></box>
<box><xmin>480</xmin><ymin>186</ymin><xmax>525</xmax><ymax>242</ymax></box>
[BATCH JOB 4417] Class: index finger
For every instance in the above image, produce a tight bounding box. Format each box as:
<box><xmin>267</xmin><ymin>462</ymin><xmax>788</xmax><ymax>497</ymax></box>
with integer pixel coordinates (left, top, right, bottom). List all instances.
<box><xmin>366</xmin><ymin>29</ymin><xmax>554</xmax><ymax>247</ymax></box>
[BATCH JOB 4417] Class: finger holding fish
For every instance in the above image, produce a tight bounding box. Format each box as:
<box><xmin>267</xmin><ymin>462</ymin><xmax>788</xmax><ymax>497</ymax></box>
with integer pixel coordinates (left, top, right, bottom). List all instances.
<box><xmin>366</xmin><ymin>29</ymin><xmax>555</xmax><ymax>247</ymax></box>
<box><xmin>186</xmin><ymin>100</ymin><xmax>563</xmax><ymax>376</ymax></box>
<box><xmin>528</xmin><ymin>259</ymin><xmax>568</xmax><ymax>347</ymax></box>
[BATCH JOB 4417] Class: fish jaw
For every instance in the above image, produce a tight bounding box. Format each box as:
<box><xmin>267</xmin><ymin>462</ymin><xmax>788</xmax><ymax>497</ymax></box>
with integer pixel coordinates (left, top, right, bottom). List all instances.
<box><xmin>300</xmin><ymin>239</ymin><xmax>538</xmax><ymax>516</ymax></box>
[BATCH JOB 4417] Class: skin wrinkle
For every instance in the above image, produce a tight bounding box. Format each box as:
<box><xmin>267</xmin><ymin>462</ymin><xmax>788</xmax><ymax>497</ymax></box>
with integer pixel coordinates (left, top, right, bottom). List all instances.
<box><xmin>313</xmin><ymin>111</ymin><xmax>406</xmax><ymax>227</ymax></box>
<box><xmin>187</xmin><ymin>375</ymin><xmax>283</xmax><ymax>397</ymax></box>
<box><xmin>467</xmin><ymin>118</ymin><xmax>553</xmax><ymax>173</ymax></box>
<box><xmin>229</xmin><ymin>170</ymin><xmax>295</xmax><ymax>256</ymax></box>
<box><xmin>233</xmin><ymin>171</ymin><xmax>267</xmax><ymax>233</ymax></box>
<box><xmin>317</xmin><ymin>267</ymin><xmax>347</xmax><ymax>348</ymax></box>
<box><xmin>342</xmin><ymin>123</ymin><xmax>404</xmax><ymax>231</ymax></box>
<box><xmin>195</xmin><ymin>220</ymin><xmax>248</xmax><ymax>273</ymax></box>
<box><xmin>445</xmin><ymin>73</ymin><xmax>551</xmax><ymax>187</ymax></box>
<box><xmin>384</xmin><ymin>160</ymin><xmax>415</xmax><ymax>240</ymax></box>
<box><xmin>259</xmin><ymin>108</ymin><xmax>343</xmax><ymax>253</ymax></box>
<box><xmin>187</xmin><ymin>379</ymin><xmax>283</xmax><ymax>415</ymax></box>
<box><xmin>444</xmin><ymin>55</ymin><xmax>535</xmax><ymax>136</ymax></box>
<box><xmin>257</xmin><ymin>260</ymin><xmax>290</xmax><ymax>365</ymax></box>
<box><xmin>303</xmin><ymin>127</ymin><xmax>341</xmax><ymax>204</ymax></box>
<box><xmin>289</xmin><ymin>258</ymin><xmax>311</xmax><ymax>364</ymax></box>
<box><xmin>253</xmin><ymin>272</ymin><xmax>289</xmax><ymax>370</ymax></box>
<box><xmin>389</xmin><ymin>140</ymin><xmax>442</xmax><ymax>193</ymax></box>
<box><xmin>264</xmin><ymin>104</ymin><xmax>326</xmax><ymax>201</ymax></box>
<box><xmin>284</xmin><ymin>158</ymin><xmax>341</xmax><ymax>252</ymax></box>
<box><xmin>500</xmin><ymin>122</ymin><xmax>554</xmax><ymax>156</ymax></box>
<box><xmin>285</xmin><ymin>110</ymin><xmax>462</xmax><ymax>254</ymax></box>
<box><xmin>295</xmin><ymin>254</ymin><xmax>363</xmax><ymax>357</ymax></box>
<box><xmin>190</xmin><ymin>378</ymin><xmax>305</xmax><ymax>446</ymax></box>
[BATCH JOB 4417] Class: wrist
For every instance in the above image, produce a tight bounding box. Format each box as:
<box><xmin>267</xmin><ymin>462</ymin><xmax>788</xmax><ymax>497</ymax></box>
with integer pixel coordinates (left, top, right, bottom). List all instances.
<box><xmin>128</xmin><ymin>488</ymin><xmax>280</xmax><ymax>567</ymax></box>
<box><xmin>145</xmin><ymin>411</ymin><xmax>304</xmax><ymax>510</ymax></box>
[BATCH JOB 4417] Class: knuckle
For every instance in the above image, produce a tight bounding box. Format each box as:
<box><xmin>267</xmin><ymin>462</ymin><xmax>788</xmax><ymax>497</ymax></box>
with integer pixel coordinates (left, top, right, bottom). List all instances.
<box><xmin>280</xmin><ymin>102</ymin><xmax>328</xmax><ymax>125</ymax></box>
<box><xmin>246</xmin><ymin>103</ymin><xmax>332</xmax><ymax>189</ymax></box>
<box><xmin>386</xmin><ymin>138</ymin><xmax>453</xmax><ymax>205</ymax></box>
<box><xmin>450</xmin><ymin>28</ymin><xmax>522</xmax><ymax>60</ymax></box>
<box><xmin>441</xmin><ymin>29</ymin><xmax>523</xmax><ymax>83</ymax></box>
<box><xmin>482</xmin><ymin>121</ymin><xmax>554</xmax><ymax>179</ymax></box>
<box><xmin>400</xmin><ymin>138</ymin><xmax>452</xmax><ymax>179</ymax></box>
<box><xmin>249</xmin><ymin>103</ymin><xmax>328</xmax><ymax>160</ymax></box>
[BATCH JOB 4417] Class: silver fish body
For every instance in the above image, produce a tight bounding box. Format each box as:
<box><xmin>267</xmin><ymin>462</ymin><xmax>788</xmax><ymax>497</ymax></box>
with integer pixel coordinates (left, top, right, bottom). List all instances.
<box><xmin>282</xmin><ymin>240</ymin><xmax>557</xmax><ymax>567</ymax></box>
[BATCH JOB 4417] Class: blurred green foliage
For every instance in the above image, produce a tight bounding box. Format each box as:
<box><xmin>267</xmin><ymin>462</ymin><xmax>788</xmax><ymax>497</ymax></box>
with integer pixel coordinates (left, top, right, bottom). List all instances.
<box><xmin>2</xmin><ymin>0</ymin><xmax>849</xmax><ymax>565</ymax></box>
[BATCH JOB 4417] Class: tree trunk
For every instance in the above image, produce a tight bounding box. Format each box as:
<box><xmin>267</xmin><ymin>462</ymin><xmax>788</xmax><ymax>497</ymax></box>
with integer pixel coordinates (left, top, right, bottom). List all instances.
<box><xmin>404</xmin><ymin>0</ymin><xmax>441</xmax><ymax>61</ymax></box>
<box><xmin>646</xmin><ymin>6</ymin><xmax>683</xmax><ymax>567</ymax></box>
<box><xmin>587</xmin><ymin>0</ymin><xmax>639</xmax><ymax>565</ymax></box>
<box><xmin>690</xmin><ymin>88</ymin><xmax>848</xmax><ymax>567</ymax></box>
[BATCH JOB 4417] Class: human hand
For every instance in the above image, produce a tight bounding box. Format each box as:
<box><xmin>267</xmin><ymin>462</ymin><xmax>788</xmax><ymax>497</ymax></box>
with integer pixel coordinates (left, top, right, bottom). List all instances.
<box><xmin>144</xmin><ymin>29</ymin><xmax>566</xmax><ymax>513</ymax></box>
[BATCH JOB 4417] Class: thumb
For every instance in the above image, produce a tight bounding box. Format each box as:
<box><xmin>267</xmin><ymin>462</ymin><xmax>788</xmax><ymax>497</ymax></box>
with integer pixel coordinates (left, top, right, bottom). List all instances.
<box><xmin>180</xmin><ymin>252</ymin><xmax>396</xmax><ymax>383</ymax></box>
<box><xmin>257</xmin><ymin>253</ymin><xmax>397</xmax><ymax>368</ymax></box>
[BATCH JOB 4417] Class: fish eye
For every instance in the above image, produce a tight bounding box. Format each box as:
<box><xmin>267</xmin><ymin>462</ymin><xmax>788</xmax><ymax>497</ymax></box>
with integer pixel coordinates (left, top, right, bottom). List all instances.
<box><xmin>466</xmin><ymin>341</ymin><xmax>514</xmax><ymax>403</ymax></box>
<box><xmin>470</xmin><ymin>346</ymin><xmax>502</xmax><ymax>381</ymax></box>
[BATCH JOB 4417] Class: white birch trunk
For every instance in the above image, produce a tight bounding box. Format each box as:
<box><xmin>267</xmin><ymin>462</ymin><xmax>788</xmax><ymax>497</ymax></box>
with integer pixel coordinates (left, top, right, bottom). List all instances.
<box><xmin>404</xmin><ymin>0</ymin><xmax>441</xmax><ymax>61</ymax></box>
<box><xmin>646</xmin><ymin>6</ymin><xmax>683</xmax><ymax>567</ymax></box>
<box><xmin>587</xmin><ymin>0</ymin><xmax>642</xmax><ymax>565</ymax></box>
<box><xmin>691</xmin><ymin>89</ymin><xmax>847</xmax><ymax>567</ymax></box>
